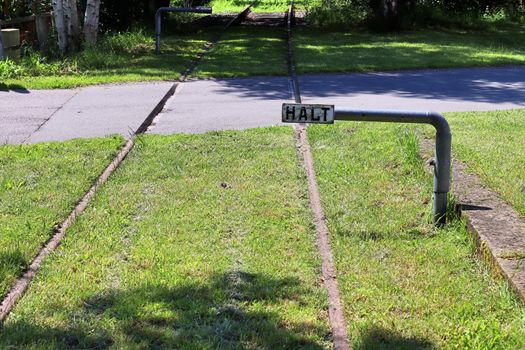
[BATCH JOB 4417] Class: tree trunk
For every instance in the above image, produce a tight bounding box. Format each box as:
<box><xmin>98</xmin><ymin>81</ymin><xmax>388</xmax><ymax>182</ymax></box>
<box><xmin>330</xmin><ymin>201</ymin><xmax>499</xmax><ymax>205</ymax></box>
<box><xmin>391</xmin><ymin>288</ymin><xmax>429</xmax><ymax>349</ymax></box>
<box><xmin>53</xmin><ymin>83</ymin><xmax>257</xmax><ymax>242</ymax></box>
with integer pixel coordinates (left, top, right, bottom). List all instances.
<box><xmin>51</xmin><ymin>0</ymin><xmax>68</xmax><ymax>53</ymax></box>
<box><xmin>64</xmin><ymin>0</ymin><xmax>81</xmax><ymax>51</ymax></box>
<box><xmin>31</xmin><ymin>0</ymin><xmax>50</xmax><ymax>51</ymax></box>
<box><xmin>2</xmin><ymin>0</ymin><xmax>10</xmax><ymax>18</ymax></box>
<box><xmin>0</xmin><ymin>24</ymin><xmax>5</xmax><ymax>60</ymax></box>
<box><xmin>84</xmin><ymin>0</ymin><xmax>101</xmax><ymax>45</ymax></box>
<box><xmin>35</xmin><ymin>13</ymin><xmax>50</xmax><ymax>51</ymax></box>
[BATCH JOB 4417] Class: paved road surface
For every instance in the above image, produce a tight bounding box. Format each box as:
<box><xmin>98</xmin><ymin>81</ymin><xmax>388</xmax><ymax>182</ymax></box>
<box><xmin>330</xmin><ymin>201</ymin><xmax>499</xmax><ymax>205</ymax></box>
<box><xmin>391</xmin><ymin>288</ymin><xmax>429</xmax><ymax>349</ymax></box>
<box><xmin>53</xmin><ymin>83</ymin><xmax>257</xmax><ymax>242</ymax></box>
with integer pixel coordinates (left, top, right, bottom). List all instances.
<box><xmin>148</xmin><ymin>76</ymin><xmax>291</xmax><ymax>135</ymax></box>
<box><xmin>1</xmin><ymin>82</ymin><xmax>173</xmax><ymax>144</ymax></box>
<box><xmin>1</xmin><ymin>66</ymin><xmax>524</xmax><ymax>144</ymax></box>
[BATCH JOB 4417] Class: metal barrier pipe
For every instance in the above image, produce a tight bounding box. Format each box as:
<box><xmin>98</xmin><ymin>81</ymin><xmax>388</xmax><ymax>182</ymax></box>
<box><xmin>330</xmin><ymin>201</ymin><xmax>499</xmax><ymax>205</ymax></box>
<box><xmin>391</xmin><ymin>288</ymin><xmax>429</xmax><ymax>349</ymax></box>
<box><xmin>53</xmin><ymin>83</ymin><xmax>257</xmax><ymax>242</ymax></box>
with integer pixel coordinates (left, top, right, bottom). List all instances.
<box><xmin>155</xmin><ymin>7</ymin><xmax>212</xmax><ymax>54</ymax></box>
<box><xmin>334</xmin><ymin>108</ymin><xmax>452</xmax><ymax>225</ymax></box>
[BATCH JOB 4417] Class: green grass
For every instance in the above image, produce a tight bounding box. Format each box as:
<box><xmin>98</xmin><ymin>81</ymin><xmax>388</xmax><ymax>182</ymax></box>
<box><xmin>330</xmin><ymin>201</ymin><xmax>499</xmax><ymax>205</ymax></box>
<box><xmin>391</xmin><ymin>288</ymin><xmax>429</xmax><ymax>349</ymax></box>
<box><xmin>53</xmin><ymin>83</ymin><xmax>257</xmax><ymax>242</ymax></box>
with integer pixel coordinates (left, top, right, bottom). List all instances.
<box><xmin>308</xmin><ymin>122</ymin><xmax>525</xmax><ymax>349</ymax></box>
<box><xmin>193</xmin><ymin>26</ymin><xmax>288</xmax><ymax>78</ymax></box>
<box><xmin>210</xmin><ymin>0</ymin><xmax>293</xmax><ymax>13</ymax></box>
<box><xmin>0</xmin><ymin>29</ymin><xmax>220</xmax><ymax>90</ymax></box>
<box><xmin>440</xmin><ymin>109</ymin><xmax>525</xmax><ymax>217</ymax></box>
<box><xmin>4</xmin><ymin>18</ymin><xmax>525</xmax><ymax>90</ymax></box>
<box><xmin>0</xmin><ymin>136</ymin><xmax>124</xmax><ymax>301</ymax></box>
<box><xmin>0</xmin><ymin>128</ymin><xmax>331</xmax><ymax>349</ymax></box>
<box><xmin>295</xmin><ymin>24</ymin><xmax>525</xmax><ymax>74</ymax></box>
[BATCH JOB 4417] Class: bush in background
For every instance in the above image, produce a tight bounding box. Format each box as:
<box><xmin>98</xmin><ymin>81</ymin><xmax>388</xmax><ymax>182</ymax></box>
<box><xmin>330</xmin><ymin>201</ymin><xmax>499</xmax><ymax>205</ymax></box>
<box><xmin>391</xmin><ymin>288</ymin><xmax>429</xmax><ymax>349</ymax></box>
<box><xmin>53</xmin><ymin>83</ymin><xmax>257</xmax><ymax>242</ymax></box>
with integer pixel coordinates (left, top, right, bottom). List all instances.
<box><xmin>306</xmin><ymin>0</ymin><xmax>525</xmax><ymax>30</ymax></box>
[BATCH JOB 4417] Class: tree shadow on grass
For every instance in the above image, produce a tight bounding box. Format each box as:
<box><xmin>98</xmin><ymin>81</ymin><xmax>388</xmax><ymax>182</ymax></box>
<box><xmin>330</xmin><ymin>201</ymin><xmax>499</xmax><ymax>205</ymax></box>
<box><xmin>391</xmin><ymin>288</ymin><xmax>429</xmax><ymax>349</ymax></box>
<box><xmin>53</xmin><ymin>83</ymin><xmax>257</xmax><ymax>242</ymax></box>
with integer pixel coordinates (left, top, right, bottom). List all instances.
<box><xmin>0</xmin><ymin>271</ymin><xmax>330</xmax><ymax>349</ymax></box>
<box><xmin>354</xmin><ymin>326</ymin><xmax>435</xmax><ymax>350</ymax></box>
<box><xmin>0</xmin><ymin>249</ymin><xmax>29</xmax><ymax>297</ymax></box>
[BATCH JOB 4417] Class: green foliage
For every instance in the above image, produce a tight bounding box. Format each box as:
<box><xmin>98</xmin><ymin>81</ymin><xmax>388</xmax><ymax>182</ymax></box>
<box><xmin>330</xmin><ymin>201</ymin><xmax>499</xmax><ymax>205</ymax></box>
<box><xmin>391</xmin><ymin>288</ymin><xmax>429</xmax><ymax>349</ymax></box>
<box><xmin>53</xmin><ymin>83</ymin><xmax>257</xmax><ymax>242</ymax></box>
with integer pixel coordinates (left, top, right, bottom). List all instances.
<box><xmin>307</xmin><ymin>0</ymin><xmax>370</xmax><ymax>28</ymax></box>
<box><xmin>0</xmin><ymin>52</ymin><xmax>68</xmax><ymax>80</ymax></box>
<box><xmin>306</xmin><ymin>0</ymin><xmax>525</xmax><ymax>29</ymax></box>
<box><xmin>0</xmin><ymin>129</ymin><xmax>331</xmax><ymax>348</ymax></box>
<box><xmin>308</xmin><ymin>122</ymin><xmax>525</xmax><ymax>348</ymax></box>
<box><xmin>0</xmin><ymin>136</ymin><xmax>124</xmax><ymax>301</ymax></box>
<box><xmin>0</xmin><ymin>58</ymin><xmax>23</xmax><ymax>79</ymax></box>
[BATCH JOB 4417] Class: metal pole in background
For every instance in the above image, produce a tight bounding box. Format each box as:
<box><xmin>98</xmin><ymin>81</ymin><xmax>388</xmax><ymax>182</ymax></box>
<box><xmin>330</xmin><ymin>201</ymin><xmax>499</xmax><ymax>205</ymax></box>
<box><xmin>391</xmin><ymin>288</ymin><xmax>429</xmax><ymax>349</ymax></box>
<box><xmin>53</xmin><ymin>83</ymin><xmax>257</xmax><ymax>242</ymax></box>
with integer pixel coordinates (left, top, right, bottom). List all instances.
<box><xmin>0</xmin><ymin>23</ymin><xmax>5</xmax><ymax>60</ymax></box>
<box><xmin>155</xmin><ymin>7</ymin><xmax>212</xmax><ymax>54</ymax></box>
<box><xmin>334</xmin><ymin>108</ymin><xmax>452</xmax><ymax>225</ymax></box>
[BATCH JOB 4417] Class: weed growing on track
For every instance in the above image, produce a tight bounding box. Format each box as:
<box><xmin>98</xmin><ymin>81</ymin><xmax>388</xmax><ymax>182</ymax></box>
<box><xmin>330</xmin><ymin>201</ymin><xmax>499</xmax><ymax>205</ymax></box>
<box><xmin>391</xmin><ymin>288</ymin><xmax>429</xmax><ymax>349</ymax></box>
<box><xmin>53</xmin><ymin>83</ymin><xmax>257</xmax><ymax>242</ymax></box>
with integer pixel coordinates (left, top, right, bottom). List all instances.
<box><xmin>0</xmin><ymin>128</ymin><xmax>331</xmax><ymax>349</ymax></box>
<box><xmin>194</xmin><ymin>26</ymin><xmax>288</xmax><ymax>78</ymax></box>
<box><xmin>294</xmin><ymin>24</ymin><xmax>525</xmax><ymax>74</ymax></box>
<box><xmin>0</xmin><ymin>136</ymin><xmax>124</xmax><ymax>301</ymax></box>
<box><xmin>308</xmin><ymin>122</ymin><xmax>525</xmax><ymax>348</ymax></box>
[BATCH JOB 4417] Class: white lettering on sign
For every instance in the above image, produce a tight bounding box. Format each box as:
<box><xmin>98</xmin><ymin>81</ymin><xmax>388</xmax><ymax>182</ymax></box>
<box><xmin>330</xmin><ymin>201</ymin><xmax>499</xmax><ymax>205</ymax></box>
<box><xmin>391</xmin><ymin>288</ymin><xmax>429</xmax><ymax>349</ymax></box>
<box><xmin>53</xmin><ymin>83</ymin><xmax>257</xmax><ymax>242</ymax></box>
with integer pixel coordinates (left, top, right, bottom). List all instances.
<box><xmin>282</xmin><ymin>104</ymin><xmax>335</xmax><ymax>124</ymax></box>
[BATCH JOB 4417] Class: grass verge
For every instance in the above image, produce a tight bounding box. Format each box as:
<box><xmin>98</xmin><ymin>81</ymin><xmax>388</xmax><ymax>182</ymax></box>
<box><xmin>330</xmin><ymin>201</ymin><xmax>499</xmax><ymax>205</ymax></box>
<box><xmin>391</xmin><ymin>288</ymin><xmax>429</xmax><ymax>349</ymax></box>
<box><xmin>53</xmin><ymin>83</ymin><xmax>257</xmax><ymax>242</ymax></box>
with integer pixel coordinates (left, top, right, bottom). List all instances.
<box><xmin>439</xmin><ymin>109</ymin><xmax>525</xmax><ymax>217</ymax></box>
<box><xmin>294</xmin><ymin>24</ymin><xmax>525</xmax><ymax>74</ymax></box>
<box><xmin>0</xmin><ymin>128</ymin><xmax>331</xmax><ymax>349</ymax></box>
<box><xmin>308</xmin><ymin>122</ymin><xmax>525</xmax><ymax>349</ymax></box>
<box><xmin>0</xmin><ymin>29</ymin><xmax>220</xmax><ymax>90</ymax></box>
<box><xmin>193</xmin><ymin>26</ymin><xmax>288</xmax><ymax>78</ymax></box>
<box><xmin>0</xmin><ymin>136</ymin><xmax>124</xmax><ymax>301</ymax></box>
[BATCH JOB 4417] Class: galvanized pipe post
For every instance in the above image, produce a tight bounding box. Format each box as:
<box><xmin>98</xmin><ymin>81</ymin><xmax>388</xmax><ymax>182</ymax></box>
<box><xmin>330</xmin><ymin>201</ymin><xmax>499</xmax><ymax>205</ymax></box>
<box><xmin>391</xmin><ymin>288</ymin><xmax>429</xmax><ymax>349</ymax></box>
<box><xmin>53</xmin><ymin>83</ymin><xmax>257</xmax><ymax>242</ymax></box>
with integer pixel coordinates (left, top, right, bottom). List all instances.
<box><xmin>155</xmin><ymin>7</ymin><xmax>212</xmax><ymax>54</ymax></box>
<box><xmin>334</xmin><ymin>108</ymin><xmax>452</xmax><ymax>225</ymax></box>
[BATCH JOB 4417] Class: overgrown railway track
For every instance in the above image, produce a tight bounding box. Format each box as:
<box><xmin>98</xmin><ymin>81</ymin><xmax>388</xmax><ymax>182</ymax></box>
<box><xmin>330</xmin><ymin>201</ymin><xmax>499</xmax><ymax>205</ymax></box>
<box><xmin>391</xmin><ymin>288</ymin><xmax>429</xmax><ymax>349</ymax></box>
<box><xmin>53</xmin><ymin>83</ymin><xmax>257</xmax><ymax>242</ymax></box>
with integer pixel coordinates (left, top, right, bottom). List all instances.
<box><xmin>0</xmin><ymin>4</ymin><xmax>253</xmax><ymax>324</ymax></box>
<box><xmin>2</xmin><ymin>4</ymin><xmax>351</xmax><ymax>349</ymax></box>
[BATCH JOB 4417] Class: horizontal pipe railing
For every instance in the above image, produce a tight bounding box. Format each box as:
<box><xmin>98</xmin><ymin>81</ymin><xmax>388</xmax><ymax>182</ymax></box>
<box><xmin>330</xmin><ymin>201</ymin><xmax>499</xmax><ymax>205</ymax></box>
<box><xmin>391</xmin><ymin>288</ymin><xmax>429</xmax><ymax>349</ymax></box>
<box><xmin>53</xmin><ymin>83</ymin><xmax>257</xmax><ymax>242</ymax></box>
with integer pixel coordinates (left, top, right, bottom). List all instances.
<box><xmin>334</xmin><ymin>108</ymin><xmax>452</xmax><ymax>225</ymax></box>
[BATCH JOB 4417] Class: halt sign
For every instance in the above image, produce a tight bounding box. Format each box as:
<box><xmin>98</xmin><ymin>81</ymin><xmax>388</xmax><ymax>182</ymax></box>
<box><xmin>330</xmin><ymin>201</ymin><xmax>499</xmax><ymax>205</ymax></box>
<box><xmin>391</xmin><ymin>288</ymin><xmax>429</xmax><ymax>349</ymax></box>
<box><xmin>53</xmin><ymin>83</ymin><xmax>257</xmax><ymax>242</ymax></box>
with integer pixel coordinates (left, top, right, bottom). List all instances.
<box><xmin>282</xmin><ymin>103</ymin><xmax>335</xmax><ymax>124</ymax></box>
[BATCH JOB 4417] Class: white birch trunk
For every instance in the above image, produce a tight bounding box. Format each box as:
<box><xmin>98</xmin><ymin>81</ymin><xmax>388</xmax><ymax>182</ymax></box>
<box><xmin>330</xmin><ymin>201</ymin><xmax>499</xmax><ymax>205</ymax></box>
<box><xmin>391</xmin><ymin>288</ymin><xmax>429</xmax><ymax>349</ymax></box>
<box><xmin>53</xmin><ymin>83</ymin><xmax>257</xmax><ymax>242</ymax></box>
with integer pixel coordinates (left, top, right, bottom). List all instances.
<box><xmin>52</xmin><ymin>0</ymin><xmax>68</xmax><ymax>53</ymax></box>
<box><xmin>84</xmin><ymin>0</ymin><xmax>101</xmax><ymax>46</ymax></box>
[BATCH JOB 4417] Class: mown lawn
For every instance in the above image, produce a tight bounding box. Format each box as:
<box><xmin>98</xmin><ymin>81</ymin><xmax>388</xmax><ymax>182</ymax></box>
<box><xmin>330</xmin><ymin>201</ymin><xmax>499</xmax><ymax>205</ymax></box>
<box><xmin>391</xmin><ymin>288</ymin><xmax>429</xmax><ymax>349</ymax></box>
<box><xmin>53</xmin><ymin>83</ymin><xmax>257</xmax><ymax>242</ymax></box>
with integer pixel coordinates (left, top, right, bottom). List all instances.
<box><xmin>294</xmin><ymin>24</ymin><xmax>525</xmax><ymax>74</ymax></box>
<box><xmin>308</xmin><ymin>122</ymin><xmax>525</xmax><ymax>349</ymax></box>
<box><xmin>0</xmin><ymin>29</ymin><xmax>220</xmax><ymax>90</ymax></box>
<box><xmin>193</xmin><ymin>26</ymin><xmax>288</xmax><ymax>78</ymax></box>
<box><xmin>441</xmin><ymin>109</ymin><xmax>525</xmax><ymax>217</ymax></box>
<box><xmin>0</xmin><ymin>136</ymin><xmax>124</xmax><ymax>301</ymax></box>
<box><xmin>0</xmin><ymin>128</ymin><xmax>331</xmax><ymax>349</ymax></box>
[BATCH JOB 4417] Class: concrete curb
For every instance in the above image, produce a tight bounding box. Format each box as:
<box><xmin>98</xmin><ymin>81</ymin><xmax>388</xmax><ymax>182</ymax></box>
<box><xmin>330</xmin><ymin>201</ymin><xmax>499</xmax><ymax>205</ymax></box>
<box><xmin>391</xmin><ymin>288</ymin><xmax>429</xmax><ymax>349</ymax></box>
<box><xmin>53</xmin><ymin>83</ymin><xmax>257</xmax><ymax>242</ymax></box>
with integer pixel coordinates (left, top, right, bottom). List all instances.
<box><xmin>420</xmin><ymin>137</ymin><xmax>525</xmax><ymax>302</ymax></box>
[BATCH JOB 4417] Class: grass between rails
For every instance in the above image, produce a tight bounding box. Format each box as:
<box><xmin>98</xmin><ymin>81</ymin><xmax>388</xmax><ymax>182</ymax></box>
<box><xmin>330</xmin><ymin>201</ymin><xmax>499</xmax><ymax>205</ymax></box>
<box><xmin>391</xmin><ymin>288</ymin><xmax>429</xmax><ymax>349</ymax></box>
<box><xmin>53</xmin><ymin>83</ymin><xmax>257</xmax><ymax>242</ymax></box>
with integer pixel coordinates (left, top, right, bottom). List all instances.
<box><xmin>294</xmin><ymin>24</ymin><xmax>525</xmax><ymax>74</ymax></box>
<box><xmin>0</xmin><ymin>29</ymin><xmax>220</xmax><ymax>90</ymax></box>
<box><xmin>193</xmin><ymin>26</ymin><xmax>288</xmax><ymax>78</ymax></box>
<box><xmin>439</xmin><ymin>109</ymin><xmax>525</xmax><ymax>218</ymax></box>
<box><xmin>0</xmin><ymin>136</ymin><xmax>124</xmax><ymax>301</ymax></box>
<box><xmin>308</xmin><ymin>123</ymin><xmax>525</xmax><ymax>349</ymax></box>
<box><xmin>0</xmin><ymin>128</ymin><xmax>332</xmax><ymax>349</ymax></box>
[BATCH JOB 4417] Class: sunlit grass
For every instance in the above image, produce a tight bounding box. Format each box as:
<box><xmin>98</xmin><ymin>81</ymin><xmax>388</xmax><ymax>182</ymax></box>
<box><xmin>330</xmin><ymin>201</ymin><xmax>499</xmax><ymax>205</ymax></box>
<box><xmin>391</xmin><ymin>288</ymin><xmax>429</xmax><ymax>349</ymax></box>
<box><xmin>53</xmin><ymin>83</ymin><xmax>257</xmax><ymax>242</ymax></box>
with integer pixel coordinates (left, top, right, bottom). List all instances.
<box><xmin>193</xmin><ymin>26</ymin><xmax>288</xmax><ymax>77</ymax></box>
<box><xmin>309</xmin><ymin>122</ymin><xmax>525</xmax><ymax>348</ymax></box>
<box><xmin>0</xmin><ymin>128</ymin><xmax>331</xmax><ymax>349</ymax></box>
<box><xmin>441</xmin><ymin>109</ymin><xmax>525</xmax><ymax>217</ymax></box>
<box><xmin>295</xmin><ymin>25</ymin><xmax>525</xmax><ymax>73</ymax></box>
<box><xmin>0</xmin><ymin>136</ymin><xmax>124</xmax><ymax>300</ymax></box>
<box><xmin>1</xmin><ymin>29</ymin><xmax>220</xmax><ymax>90</ymax></box>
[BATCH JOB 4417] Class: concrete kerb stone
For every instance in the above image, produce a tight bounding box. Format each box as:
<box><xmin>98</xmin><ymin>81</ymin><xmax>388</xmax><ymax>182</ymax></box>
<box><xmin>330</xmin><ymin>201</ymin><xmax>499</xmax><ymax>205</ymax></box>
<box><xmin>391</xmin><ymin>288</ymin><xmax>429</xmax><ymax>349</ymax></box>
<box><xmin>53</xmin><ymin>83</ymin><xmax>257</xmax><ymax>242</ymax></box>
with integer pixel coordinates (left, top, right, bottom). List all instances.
<box><xmin>420</xmin><ymin>137</ymin><xmax>525</xmax><ymax>302</ymax></box>
<box><xmin>453</xmin><ymin>160</ymin><xmax>525</xmax><ymax>301</ymax></box>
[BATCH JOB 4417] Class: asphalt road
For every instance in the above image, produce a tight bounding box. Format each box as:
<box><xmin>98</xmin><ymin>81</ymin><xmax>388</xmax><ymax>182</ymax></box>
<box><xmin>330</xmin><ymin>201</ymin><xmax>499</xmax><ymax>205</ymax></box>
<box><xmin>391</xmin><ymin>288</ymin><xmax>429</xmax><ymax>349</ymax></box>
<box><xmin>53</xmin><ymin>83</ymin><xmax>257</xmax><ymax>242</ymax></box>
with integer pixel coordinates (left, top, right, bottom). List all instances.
<box><xmin>1</xmin><ymin>82</ymin><xmax>173</xmax><ymax>144</ymax></box>
<box><xmin>1</xmin><ymin>66</ymin><xmax>524</xmax><ymax>144</ymax></box>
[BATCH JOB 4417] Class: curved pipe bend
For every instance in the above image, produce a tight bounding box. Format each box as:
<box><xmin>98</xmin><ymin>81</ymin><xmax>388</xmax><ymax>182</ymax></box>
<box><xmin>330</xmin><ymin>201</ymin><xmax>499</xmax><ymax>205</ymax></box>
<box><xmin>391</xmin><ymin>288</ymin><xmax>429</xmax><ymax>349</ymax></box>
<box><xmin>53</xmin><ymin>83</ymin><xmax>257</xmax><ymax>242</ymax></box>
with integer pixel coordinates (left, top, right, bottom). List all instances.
<box><xmin>333</xmin><ymin>108</ymin><xmax>452</xmax><ymax>225</ymax></box>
